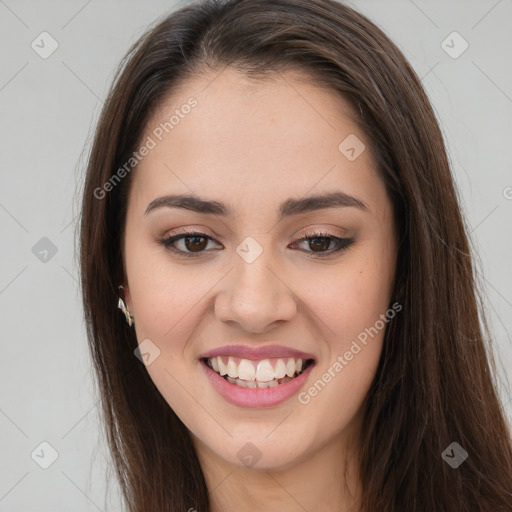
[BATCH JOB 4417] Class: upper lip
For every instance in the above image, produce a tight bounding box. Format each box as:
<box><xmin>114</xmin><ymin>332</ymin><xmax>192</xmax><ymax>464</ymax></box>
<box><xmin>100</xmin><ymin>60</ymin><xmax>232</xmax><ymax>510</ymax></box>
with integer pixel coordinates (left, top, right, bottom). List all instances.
<box><xmin>200</xmin><ymin>344</ymin><xmax>316</xmax><ymax>361</ymax></box>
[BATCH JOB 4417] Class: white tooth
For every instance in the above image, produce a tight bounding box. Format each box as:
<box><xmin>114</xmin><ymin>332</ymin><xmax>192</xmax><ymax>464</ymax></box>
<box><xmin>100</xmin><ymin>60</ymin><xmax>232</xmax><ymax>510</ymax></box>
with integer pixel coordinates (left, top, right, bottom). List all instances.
<box><xmin>296</xmin><ymin>358</ymin><xmax>303</xmax><ymax>373</ymax></box>
<box><xmin>226</xmin><ymin>376</ymin><xmax>236</xmax><ymax>384</ymax></box>
<box><xmin>235</xmin><ymin>378</ymin><xmax>248</xmax><ymax>388</ymax></box>
<box><xmin>274</xmin><ymin>359</ymin><xmax>287</xmax><ymax>379</ymax></box>
<box><xmin>256</xmin><ymin>359</ymin><xmax>275</xmax><ymax>382</ymax></box>
<box><xmin>218</xmin><ymin>357</ymin><xmax>228</xmax><ymax>376</ymax></box>
<box><xmin>210</xmin><ymin>357</ymin><xmax>219</xmax><ymax>373</ymax></box>
<box><xmin>227</xmin><ymin>357</ymin><xmax>238</xmax><ymax>378</ymax></box>
<box><xmin>286</xmin><ymin>358</ymin><xmax>296</xmax><ymax>377</ymax></box>
<box><xmin>267</xmin><ymin>379</ymin><xmax>278</xmax><ymax>387</ymax></box>
<box><xmin>244</xmin><ymin>380</ymin><xmax>257</xmax><ymax>388</ymax></box>
<box><xmin>238</xmin><ymin>359</ymin><xmax>256</xmax><ymax>381</ymax></box>
<box><xmin>257</xmin><ymin>381</ymin><xmax>269</xmax><ymax>388</ymax></box>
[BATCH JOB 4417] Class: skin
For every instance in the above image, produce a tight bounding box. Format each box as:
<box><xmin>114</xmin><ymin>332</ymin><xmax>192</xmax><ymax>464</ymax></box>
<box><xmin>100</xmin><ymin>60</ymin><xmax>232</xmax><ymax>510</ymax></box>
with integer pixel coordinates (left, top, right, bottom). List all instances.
<box><xmin>121</xmin><ymin>67</ymin><xmax>398</xmax><ymax>512</ymax></box>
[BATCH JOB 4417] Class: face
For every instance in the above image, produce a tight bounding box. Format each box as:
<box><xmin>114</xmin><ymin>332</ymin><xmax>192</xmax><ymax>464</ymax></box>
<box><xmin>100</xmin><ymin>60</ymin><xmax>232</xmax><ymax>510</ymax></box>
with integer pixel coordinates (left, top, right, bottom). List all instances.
<box><xmin>121</xmin><ymin>68</ymin><xmax>397</xmax><ymax>472</ymax></box>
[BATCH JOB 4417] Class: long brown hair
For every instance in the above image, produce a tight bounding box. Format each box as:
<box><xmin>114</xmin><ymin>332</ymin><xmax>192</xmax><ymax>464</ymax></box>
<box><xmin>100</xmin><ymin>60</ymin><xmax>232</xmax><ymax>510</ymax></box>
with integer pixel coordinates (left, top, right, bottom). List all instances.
<box><xmin>78</xmin><ymin>0</ymin><xmax>512</xmax><ymax>510</ymax></box>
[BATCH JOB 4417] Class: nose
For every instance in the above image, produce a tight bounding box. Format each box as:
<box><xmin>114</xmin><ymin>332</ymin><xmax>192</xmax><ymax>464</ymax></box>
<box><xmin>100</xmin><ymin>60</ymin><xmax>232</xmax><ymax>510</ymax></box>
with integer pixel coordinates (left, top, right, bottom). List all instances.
<box><xmin>214</xmin><ymin>243</ymin><xmax>298</xmax><ymax>334</ymax></box>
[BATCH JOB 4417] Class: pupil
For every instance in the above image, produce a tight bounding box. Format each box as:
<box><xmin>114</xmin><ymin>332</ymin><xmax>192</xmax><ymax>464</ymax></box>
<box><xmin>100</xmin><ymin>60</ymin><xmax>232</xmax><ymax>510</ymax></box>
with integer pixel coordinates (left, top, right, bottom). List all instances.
<box><xmin>185</xmin><ymin>236</ymin><xmax>207</xmax><ymax>252</ymax></box>
<box><xmin>310</xmin><ymin>237</ymin><xmax>329</xmax><ymax>251</ymax></box>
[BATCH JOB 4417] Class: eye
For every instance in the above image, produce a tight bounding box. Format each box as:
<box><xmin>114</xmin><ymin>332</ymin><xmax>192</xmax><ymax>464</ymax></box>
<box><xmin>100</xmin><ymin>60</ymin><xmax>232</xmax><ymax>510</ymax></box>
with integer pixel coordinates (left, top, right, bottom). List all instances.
<box><xmin>158</xmin><ymin>229</ymin><xmax>354</xmax><ymax>258</ymax></box>
<box><xmin>158</xmin><ymin>230</ymin><xmax>222</xmax><ymax>257</ymax></box>
<box><xmin>291</xmin><ymin>230</ymin><xmax>354</xmax><ymax>257</ymax></box>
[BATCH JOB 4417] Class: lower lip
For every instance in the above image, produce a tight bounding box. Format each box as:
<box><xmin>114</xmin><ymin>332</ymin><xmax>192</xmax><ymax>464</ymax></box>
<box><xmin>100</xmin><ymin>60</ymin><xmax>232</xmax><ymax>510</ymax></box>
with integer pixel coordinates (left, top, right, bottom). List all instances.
<box><xmin>200</xmin><ymin>359</ymin><xmax>315</xmax><ymax>408</ymax></box>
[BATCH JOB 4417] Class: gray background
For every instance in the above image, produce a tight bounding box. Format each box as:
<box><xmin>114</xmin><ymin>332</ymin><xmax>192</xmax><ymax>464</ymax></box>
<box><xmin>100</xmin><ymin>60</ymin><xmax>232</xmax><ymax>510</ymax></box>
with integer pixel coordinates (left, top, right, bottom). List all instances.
<box><xmin>0</xmin><ymin>0</ymin><xmax>511</xmax><ymax>510</ymax></box>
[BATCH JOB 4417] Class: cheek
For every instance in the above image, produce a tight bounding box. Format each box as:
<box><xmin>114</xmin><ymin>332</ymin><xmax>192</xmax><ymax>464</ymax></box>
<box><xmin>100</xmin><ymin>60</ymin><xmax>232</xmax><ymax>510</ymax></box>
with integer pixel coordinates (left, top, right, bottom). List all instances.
<box><xmin>301</xmin><ymin>255</ymin><xmax>394</xmax><ymax>344</ymax></box>
<box><xmin>299</xmin><ymin>247</ymin><xmax>394</xmax><ymax>424</ymax></box>
<box><xmin>126</xmin><ymin>241</ymin><xmax>210</xmax><ymax>339</ymax></box>
<box><xmin>298</xmin><ymin>268</ymin><xmax>388</xmax><ymax>429</ymax></box>
<box><xmin>304</xmin><ymin>344</ymin><xmax>382</xmax><ymax>437</ymax></box>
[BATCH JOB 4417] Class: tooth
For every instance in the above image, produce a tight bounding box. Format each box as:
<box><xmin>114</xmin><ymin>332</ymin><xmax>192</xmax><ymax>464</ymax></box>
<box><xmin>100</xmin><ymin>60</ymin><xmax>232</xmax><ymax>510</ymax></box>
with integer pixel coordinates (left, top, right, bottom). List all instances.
<box><xmin>274</xmin><ymin>359</ymin><xmax>287</xmax><ymax>379</ymax></box>
<box><xmin>226</xmin><ymin>376</ymin><xmax>236</xmax><ymax>384</ymax></box>
<box><xmin>218</xmin><ymin>357</ymin><xmax>228</xmax><ymax>376</ymax></box>
<box><xmin>227</xmin><ymin>357</ymin><xmax>238</xmax><ymax>378</ymax></box>
<box><xmin>285</xmin><ymin>358</ymin><xmax>296</xmax><ymax>377</ymax></box>
<box><xmin>256</xmin><ymin>359</ymin><xmax>274</xmax><ymax>382</ymax></box>
<box><xmin>213</xmin><ymin>355</ymin><xmax>306</xmax><ymax>383</ymax></box>
<box><xmin>235</xmin><ymin>378</ymin><xmax>248</xmax><ymax>388</ymax></box>
<box><xmin>238</xmin><ymin>359</ymin><xmax>256</xmax><ymax>381</ymax></box>
<box><xmin>267</xmin><ymin>379</ymin><xmax>278</xmax><ymax>387</ymax></box>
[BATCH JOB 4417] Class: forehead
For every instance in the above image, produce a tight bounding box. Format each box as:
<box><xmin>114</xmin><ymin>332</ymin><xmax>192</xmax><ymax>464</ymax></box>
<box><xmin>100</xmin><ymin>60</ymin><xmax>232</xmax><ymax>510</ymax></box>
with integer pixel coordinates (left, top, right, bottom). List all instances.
<box><xmin>128</xmin><ymin>68</ymin><xmax>386</xmax><ymax>218</ymax></box>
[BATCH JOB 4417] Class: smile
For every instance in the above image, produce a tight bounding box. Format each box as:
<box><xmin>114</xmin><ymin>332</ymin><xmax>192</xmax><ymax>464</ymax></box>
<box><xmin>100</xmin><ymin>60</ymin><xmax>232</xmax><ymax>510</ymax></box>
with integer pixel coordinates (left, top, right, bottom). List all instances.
<box><xmin>203</xmin><ymin>356</ymin><xmax>315</xmax><ymax>389</ymax></box>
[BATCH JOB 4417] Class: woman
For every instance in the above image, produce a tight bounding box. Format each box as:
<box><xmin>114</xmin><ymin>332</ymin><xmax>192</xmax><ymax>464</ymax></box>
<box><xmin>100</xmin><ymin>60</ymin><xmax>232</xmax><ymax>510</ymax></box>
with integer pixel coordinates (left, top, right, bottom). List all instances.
<box><xmin>78</xmin><ymin>0</ymin><xmax>512</xmax><ymax>510</ymax></box>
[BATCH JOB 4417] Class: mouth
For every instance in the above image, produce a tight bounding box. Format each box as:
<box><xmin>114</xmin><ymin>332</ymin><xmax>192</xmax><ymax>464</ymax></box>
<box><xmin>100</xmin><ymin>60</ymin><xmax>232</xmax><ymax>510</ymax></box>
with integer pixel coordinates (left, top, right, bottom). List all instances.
<box><xmin>200</xmin><ymin>356</ymin><xmax>316</xmax><ymax>389</ymax></box>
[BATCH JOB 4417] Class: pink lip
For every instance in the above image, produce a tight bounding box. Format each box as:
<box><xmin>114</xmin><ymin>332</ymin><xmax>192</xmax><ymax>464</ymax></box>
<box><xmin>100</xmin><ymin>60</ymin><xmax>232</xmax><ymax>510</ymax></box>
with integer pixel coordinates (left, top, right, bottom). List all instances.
<box><xmin>199</xmin><ymin>359</ymin><xmax>315</xmax><ymax>408</ymax></box>
<box><xmin>199</xmin><ymin>344</ymin><xmax>316</xmax><ymax>361</ymax></box>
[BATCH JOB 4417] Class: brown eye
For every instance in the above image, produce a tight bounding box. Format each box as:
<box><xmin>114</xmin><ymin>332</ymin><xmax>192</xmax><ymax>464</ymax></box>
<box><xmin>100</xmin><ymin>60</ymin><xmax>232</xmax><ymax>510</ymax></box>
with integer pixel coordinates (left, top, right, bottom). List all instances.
<box><xmin>159</xmin><ymin>230</ymin><xmax>353</xmax><ymax>259</ymax></box>
<box><xmin>159</xmin><ymin>231</ymin><xmax>222</xmax><ymax>257</ymax></box>
<box><xmin>308</xmin><ymin>237</ymin><xmax>332</xmax><ymax>252</ymax></box>
<box><xmin>183</xmin><ymin>235</ymin><xmax>208</xmax><ymax>252</ymax></box>
<box><xmin>292</xmin><ymin>230</ymin><xmax>355</xmax><ymax>257</ymax></box>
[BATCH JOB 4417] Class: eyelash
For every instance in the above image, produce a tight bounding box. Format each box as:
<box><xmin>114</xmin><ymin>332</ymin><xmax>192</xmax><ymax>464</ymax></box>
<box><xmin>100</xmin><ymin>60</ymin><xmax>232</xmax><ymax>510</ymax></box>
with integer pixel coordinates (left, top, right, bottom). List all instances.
<box><xmin>158</xmin><ymin>229</ymin><xmax>354</xmax><ymax>258</ymax></box>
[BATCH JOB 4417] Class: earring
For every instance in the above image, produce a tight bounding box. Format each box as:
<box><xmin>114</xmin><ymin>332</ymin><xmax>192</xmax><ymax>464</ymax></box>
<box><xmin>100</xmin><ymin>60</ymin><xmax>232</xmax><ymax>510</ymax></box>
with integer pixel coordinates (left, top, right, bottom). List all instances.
<box><xmin>118</xmin><ymin>286</ymin><xmax>134</xmax><ymax>326</ymax></box>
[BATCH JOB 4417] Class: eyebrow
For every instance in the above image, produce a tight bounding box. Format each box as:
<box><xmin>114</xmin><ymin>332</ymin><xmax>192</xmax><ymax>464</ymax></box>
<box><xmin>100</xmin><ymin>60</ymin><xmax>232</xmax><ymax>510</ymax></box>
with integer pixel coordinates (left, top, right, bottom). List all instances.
<box><xmin>144</xmin><ymin>191</ymin><xmax>368</xmax><ymax>220</ymax></box>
